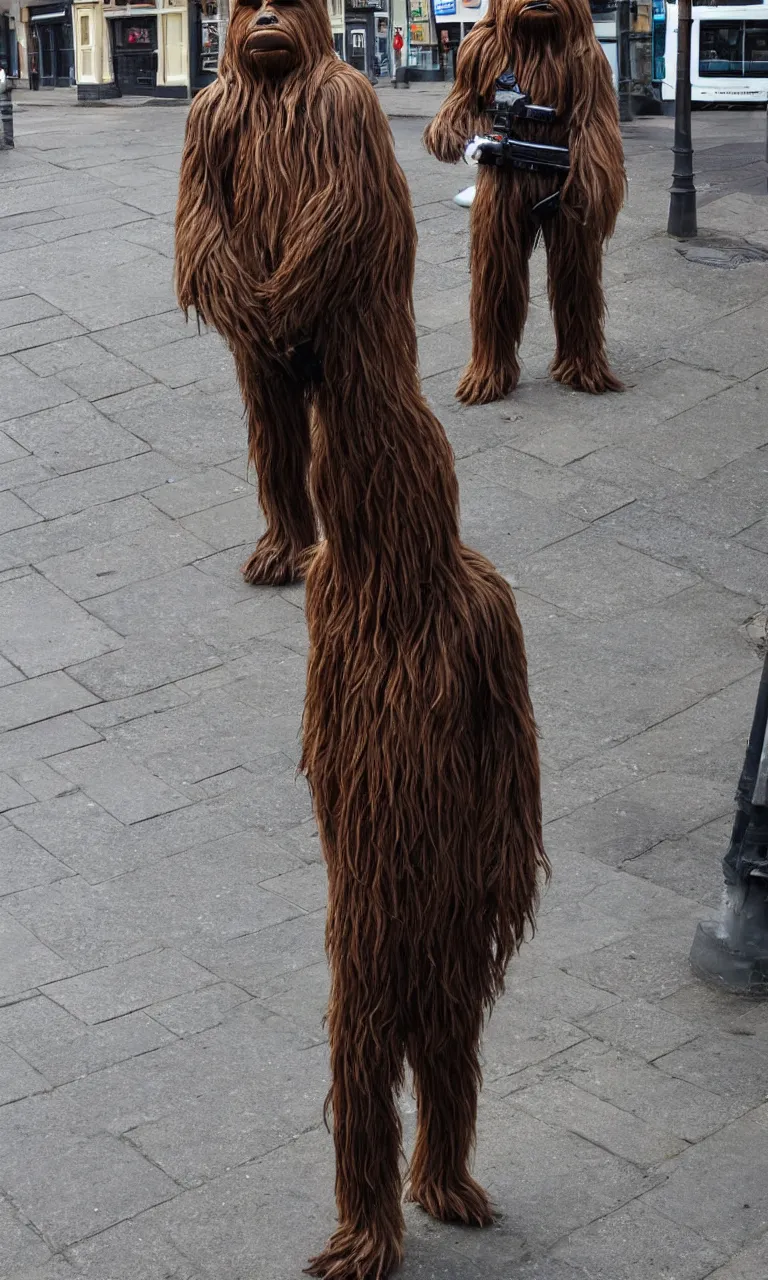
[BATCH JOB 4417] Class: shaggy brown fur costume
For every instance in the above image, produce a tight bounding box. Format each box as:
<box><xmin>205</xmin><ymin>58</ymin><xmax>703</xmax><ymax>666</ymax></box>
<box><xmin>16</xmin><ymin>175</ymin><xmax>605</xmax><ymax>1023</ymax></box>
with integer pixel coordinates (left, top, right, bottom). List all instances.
<box><xmin>175</xmin><ymin>0</ymin><xmax>336</xmax><ymax>584</ymax></box>
<box><xmin>178</xmin><ymin>5</ymin><xmax>547</xmax><ymax>1276</ymax></box>
<box><xmin>424</xmin><ymin>0</ymin><xmax>626</xmax><ymax>403</ymax></box>
<box><xmin>303</xmin><ymin>343</ymin><xmax>548</xmax><ymax>1278</ymax></box>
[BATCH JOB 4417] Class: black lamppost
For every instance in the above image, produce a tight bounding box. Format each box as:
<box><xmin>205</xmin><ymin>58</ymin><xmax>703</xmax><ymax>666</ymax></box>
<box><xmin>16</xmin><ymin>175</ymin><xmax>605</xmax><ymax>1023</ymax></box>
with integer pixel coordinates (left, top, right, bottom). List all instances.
<box><xmin>616</xmin><ymin>0</ymin><xmax>632</xmax><ymax>123</ymax></box>
<box><xmin>691</xmin><ymin>650</ymin><xmax>768</xmax><ymax>995</ymax></box>
<box><xmin>0</xmin><ymin>69</ymin><xmax>13</xmax><ymax>150</ymax></box>
<box><xmin>667</xmin><ymin>0</ymin><xmax>697</xmax><ymax>237</ymax></box>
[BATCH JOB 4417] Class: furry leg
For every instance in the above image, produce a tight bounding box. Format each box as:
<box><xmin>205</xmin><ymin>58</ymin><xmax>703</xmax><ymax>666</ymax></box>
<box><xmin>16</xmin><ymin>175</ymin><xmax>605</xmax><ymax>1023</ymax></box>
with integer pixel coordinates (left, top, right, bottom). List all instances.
<box><xmin>307</xmin><ymin>970</ymin><xmax>405</xmax><ymax>1280</ymax></box>
<box><xmin>406</xmin><ymin>1003</ymin><xmax>493</xmax><ymax>1227</ymax></box>
<box><xmin>544</xmin><ymin>218</ymin><xmax>623</xmax><ymax>394</ymax></box>
<box><xmin>457</xmin><ymin>174</ymin><xmax>534</xmax><ymax>407</ymax></box>
<box><xmin>234</xmin><ymin>349</ymin><xmax>317</xmax><ymax>584</ymax></box>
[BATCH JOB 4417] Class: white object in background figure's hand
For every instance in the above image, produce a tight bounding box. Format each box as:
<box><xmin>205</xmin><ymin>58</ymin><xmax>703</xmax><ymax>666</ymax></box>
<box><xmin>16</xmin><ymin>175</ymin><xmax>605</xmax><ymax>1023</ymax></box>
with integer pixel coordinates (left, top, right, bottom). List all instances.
<box><xmin>463</xmin><ymin>136</ymin><xmax>484</xmax><ymax>166</ymax></box>
<box><xmin>454</xmin><ymin>185</ymin><xmax>476</xmax><ymax>209</ymax></box>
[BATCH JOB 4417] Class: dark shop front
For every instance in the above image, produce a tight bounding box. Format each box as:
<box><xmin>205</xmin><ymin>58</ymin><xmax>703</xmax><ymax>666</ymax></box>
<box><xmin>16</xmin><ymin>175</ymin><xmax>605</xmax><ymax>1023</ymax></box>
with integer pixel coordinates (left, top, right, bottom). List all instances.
<box><xmin>25</xmin><ymin>0</ymin><xmax>74</xmax><ymax>86</ymax></box>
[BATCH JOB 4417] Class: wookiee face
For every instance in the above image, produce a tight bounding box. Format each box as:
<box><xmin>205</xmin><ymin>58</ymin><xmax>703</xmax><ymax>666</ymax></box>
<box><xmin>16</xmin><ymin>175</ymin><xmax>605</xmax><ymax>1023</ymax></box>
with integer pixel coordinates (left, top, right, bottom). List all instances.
<box><xmin>227</xmin><ymin>0</ymin><xmax>331</xmax><ymax>78</ymax></box>
<box><xmin>496</xmin><ymin>0</ymin><xmax>593</xmax><ymax>40</ymax></box>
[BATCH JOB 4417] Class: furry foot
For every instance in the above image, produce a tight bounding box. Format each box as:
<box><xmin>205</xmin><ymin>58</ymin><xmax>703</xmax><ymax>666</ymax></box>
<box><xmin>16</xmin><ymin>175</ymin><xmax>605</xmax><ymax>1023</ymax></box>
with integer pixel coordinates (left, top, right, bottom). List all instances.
<box><xmin>407</xmin><ymin>1171</ymin><xmax>495</xmax><ymax>1227</ymax></box>
<box><xmin>305</xmin><ymin>1224</ymin><xmax>402</xmax><ymax>1280</ymax></box>
<box><xmin>550</xmin><ymin>356</ymin><xmax>624</xmax><ymax>394</ymax></box>
<box><xmin>241</xmin><ymin>535</ymin><xmax>313</xmax><ymax>586</ymax></box>
<box><xmin>456</xmin><ymin>363</ymin><xmax>520</xmax><ymax>406</ymax></box>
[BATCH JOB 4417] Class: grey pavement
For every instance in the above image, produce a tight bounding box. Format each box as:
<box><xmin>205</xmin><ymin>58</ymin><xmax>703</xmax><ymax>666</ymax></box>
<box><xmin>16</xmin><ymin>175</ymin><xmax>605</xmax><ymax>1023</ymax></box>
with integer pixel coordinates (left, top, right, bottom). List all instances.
<box><xmin>0</xmin><ymin>94</ymin><xmax>768</xmax><ymax>1280</ymax></box>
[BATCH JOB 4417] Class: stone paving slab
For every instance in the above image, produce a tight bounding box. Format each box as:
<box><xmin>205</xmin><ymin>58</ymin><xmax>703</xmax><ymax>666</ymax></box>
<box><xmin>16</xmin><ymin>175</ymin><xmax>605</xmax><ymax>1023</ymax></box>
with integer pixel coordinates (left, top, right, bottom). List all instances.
<box><xmin>1</xmin><ymin>98</ymin><xmax>768</xmax><ymax>1280</ymax></box>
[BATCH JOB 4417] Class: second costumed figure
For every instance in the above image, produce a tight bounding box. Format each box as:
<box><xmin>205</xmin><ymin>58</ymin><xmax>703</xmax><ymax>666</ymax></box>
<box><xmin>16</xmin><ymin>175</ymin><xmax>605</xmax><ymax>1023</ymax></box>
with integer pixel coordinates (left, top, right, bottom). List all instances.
<box><xmin>425</xmin><ymin>0</ymin><xmax>626</xmax><ymax>404</ymax></box>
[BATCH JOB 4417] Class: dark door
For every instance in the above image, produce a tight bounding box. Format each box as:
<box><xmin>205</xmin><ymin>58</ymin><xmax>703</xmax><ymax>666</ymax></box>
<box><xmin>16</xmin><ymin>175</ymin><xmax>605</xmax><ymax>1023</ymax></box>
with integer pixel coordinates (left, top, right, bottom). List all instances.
<box><xmin>35</xmin><ymin>22</ymin><xmax>70</xmax><ymax>86</ymax></box>
<box><xmin>112</xmin><ymin>17</ymin><xmax>157</xmax><ymax>94</ymax></box>
<box><xmin>33</xmin><ymin>15</ymin><xmax>73</xmax><ymax>87</ymax></box>
<box><xmin>348</xmin><ymin>27</ymin><xmax>366</xmax><ymax>73</ymax></box>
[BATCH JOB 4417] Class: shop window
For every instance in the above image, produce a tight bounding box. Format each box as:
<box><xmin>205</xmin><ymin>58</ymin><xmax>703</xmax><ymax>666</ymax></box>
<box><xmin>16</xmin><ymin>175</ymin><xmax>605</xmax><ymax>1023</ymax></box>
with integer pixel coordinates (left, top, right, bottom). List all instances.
<box><xmin>78</xmin><ymin>9</ymin><xmax>95</xmax><ymax>79</ymax></box>
<box><xmin>199</xmin><ymin>0</ymin><xmax>220</xmax><ymax>72</ymax></box>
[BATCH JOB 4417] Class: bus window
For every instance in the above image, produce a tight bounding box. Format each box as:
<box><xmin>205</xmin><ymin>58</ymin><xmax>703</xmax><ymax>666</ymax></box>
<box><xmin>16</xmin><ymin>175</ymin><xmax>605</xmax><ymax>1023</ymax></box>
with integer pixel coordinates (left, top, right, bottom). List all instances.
<box><xmin>699</xmin><ymin>20</ymin><xmax>744</xmax><ymax>75</ymax></box>
<box><xmin>745</xmin><ymin>23</ymin><xmax>768</xmax><ymax>74</ymax></box>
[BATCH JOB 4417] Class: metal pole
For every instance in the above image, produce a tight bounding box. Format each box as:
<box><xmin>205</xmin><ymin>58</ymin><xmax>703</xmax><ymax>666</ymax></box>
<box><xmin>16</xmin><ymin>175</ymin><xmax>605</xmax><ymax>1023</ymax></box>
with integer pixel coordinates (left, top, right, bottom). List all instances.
<box><xmin>667</xmin><ymin>0</ymin><xmax>697</xmax><ymax>237</ymax></box>
<box><xmin>616</xmin><ymin>0</ymin><xmax>632</xmax><ymax>123</ymax></box>
<box><xmin>690</xmin><ymin>649</ymin><xmax>768</xmax><ymax>996</ymax></box>
<box><xmin>0</xmin><ymin>69</ymin><xmax>13</xmax><ymax>150</ymax></box>
<box><xmin>403</xmin><ymin>0</ymin><xmax>410</xmax><ymax>87</ymax></box>
<box><xmin>217</xmin><ymin>0</ymin><xmax>230</xmax><ymax>68</ymax></box>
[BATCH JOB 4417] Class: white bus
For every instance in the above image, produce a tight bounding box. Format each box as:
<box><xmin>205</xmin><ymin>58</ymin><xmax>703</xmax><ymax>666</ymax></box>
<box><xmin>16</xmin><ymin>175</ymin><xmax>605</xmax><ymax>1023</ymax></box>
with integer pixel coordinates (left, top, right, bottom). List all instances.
<box><xmin>660</xmin><ymin>0</ymin><xmax>768</xmax><ymax>104</ymax></box>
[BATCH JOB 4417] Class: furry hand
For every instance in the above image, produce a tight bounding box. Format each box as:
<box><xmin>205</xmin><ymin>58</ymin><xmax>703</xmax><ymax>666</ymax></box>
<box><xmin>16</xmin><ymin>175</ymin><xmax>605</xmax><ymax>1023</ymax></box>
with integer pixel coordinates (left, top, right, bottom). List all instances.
<box><xmin>423</xmin><ymin>117</ymin><xmax>470</xmax><ymax>165</ymax></box>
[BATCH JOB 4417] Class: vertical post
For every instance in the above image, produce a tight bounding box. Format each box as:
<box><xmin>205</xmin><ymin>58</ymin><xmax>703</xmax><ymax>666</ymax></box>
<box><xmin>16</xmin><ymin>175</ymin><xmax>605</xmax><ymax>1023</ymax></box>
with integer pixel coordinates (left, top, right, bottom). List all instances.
<box><xmin>616</xmin><ymin>0</ymin><xmax>633</xmax><ymax>122</ymax></box>
<box><xmin>217</xmin><ymin>0</ymin><xmax>230</xmax><ymax>68</ymax></box>
<box><xmin>667</xmin><ymin>0</ymin><xmax>697</xmax><ymax>238</ymax></box>
<box><xmin>0</xmin><ymin>69</ymin><xmax>14</xmax><ymax>150</ymax></box>
<box><xmin>690</xmin><ymin>650</ymin><xmax>768</xmax><ymax>996</ymax></box>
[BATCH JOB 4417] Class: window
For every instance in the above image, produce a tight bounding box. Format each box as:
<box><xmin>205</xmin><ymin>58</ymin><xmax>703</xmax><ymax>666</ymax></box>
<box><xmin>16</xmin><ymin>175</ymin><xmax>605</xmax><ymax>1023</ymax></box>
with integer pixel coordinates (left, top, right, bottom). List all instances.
<box><xmin>699</xmin><ymin>19</ymin><xmax>768</xmax><ymax>75</ymax></box>
<box><xmin>199</xmin><ymin>0</ymin><xmax>220</xmax><ymax>72</ymax></box>
<box><xmin>700</xmin><ymin>20</ymin><xmax>744</xmax><ymax>75</ymax></box>
<box><xmin>745</xmin><ymin>23</ymin><xmax>768</xmax><ymax>73</ymax></box>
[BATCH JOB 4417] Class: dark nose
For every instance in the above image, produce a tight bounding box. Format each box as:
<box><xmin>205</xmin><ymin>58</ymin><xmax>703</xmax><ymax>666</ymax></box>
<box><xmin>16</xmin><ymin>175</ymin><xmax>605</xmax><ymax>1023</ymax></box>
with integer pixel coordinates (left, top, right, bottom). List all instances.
<box><xmin>255</xmin><ymin>11</ymin><xmax>278</xmax><ymax>24</ymax></box>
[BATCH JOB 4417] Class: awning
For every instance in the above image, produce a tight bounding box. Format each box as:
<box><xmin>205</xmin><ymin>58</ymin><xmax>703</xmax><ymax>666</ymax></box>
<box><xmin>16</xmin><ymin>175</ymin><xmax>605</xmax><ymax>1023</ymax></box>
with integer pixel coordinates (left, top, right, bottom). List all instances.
<box><xmin>30</xmin><ymin>10</ymin><xmax>67</xmax><ymax>19</ymax></box>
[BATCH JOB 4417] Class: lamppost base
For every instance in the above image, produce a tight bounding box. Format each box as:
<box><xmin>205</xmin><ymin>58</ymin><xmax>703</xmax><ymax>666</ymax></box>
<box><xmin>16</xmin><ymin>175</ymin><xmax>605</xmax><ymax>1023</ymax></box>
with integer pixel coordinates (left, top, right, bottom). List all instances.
<box><xmin>690</xmin><ymin>883</ymin><xmax>768</xmax><ymax>997</ymax></box>
<box><xmin>667</xmin><ymin>191</ymin><xmax>697</xmax><ymax>239</ymax></box>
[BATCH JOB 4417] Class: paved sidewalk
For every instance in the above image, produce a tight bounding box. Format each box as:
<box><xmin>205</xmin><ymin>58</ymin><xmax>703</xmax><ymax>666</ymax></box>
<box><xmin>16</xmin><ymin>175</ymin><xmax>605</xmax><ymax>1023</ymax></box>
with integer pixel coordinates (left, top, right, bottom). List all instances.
<box><xmin>1</xmin><ymin>101</ymin><xmax>768</xmax><ymax>1280</ymax></box>
<box><xmin>376</xmin><ymin>80</ymin><xmax>452</xmax><ymax>117</ymax></box>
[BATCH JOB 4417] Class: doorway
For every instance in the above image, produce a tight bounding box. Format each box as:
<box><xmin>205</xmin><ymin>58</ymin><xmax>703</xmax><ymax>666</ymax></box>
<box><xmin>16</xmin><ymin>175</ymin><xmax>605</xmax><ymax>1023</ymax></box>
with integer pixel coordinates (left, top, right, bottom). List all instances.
<box><xmin>112</xmin><ymin>17</ymin><xmax>157</xmax><ymax>94</ymax></box>
<box><xmin>32</xmin><ymin>12</ymin><xmax>74</xmax><ymax>87</ymax></box>
<box><xmin>349</xmin><ymin>27</ymin><xmax>366</xmax><ymax>74</ymax></box>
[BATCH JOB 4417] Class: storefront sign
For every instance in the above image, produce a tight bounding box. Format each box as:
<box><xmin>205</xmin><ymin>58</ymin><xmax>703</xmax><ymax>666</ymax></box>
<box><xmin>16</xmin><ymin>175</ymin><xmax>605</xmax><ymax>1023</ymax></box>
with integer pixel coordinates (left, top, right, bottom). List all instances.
<box><xmin>435</xmin><ymin>0</ymin><xmax>489</xmax><ymax>19</ymax></box>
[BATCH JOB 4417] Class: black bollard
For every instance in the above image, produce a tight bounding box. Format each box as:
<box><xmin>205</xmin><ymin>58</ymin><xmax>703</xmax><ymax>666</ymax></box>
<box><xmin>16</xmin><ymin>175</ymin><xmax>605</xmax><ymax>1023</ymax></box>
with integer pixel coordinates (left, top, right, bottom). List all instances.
<box><xmin>0</xmin><ymin>69</ymin><xmax>14</xmax><ymax>150</ymax></box>
<box><xmin>690</xmin><ymin>649</ymin><xmax>768</xmax><ymax>996</ymax></box>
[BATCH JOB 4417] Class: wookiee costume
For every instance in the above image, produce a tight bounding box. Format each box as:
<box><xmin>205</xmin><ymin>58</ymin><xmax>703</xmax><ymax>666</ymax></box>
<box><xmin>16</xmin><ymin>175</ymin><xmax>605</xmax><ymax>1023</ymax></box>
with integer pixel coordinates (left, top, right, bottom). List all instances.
<box><xmin>424</xmin><ymin>0</ymin><xmax>626</xmax><ymax>404</ymax></box>
<box><xmin>176</xmin><ymin>5</ymin><xmax>547</xmax><ymax>1277</ymax></box>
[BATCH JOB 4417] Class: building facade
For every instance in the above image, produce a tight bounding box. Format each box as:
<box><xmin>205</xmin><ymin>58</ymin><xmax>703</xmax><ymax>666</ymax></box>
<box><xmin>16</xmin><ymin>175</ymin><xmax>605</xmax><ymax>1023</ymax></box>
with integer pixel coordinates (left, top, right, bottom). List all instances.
<box><xmin>70</xmin><ymin>0</ymin><xmax>188</xmax><ymax>98</ymax></box>
<box><xmin>60</xmin><ymin>0</ymin><xmax>377</xmax><ymax>99</ymax></box>
<box><xmin>0</xmin><ymin>4</ymin><xmax>18</xmax><ymax>74</ymax></box>
<box><xmin>7</xmin><ymin>0</ymin><xmax>75</xmax><ymax>86</ymax></box>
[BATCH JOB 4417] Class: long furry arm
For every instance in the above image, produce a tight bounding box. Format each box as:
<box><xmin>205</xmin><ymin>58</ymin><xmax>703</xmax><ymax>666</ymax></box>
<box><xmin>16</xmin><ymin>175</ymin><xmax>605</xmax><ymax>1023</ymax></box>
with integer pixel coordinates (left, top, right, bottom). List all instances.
<box><xmin>263</xmin><ymin>71</ymin><xmax>414</xmax><ymax>344</ymax></box>
<box><xmin>563</xmin><ymin>43</ymin><xmax>626</xmax><ymax>241</ymax></box>
<box><xmin>422</xmin><ymin>21</ymin><xmax>500</xmax><ymax>163</ymax></box>
<box><xmin>175</xmin><ymin>84</ymin><xmax>275</xmax><ymax>353</ymax></box>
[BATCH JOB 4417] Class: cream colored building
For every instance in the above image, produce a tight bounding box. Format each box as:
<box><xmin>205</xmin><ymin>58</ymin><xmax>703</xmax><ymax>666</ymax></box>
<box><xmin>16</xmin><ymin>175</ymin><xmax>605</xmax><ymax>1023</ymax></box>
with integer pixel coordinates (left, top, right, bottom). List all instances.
<box><xmin>72</xmin><ymin>0</ymin><xmax>189</xmax><ymax>98</ymax></box>
<box><xmin>71</xmin><ymin>0</ymin><xmax>347</xmax><ymax>98</ymax></box>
